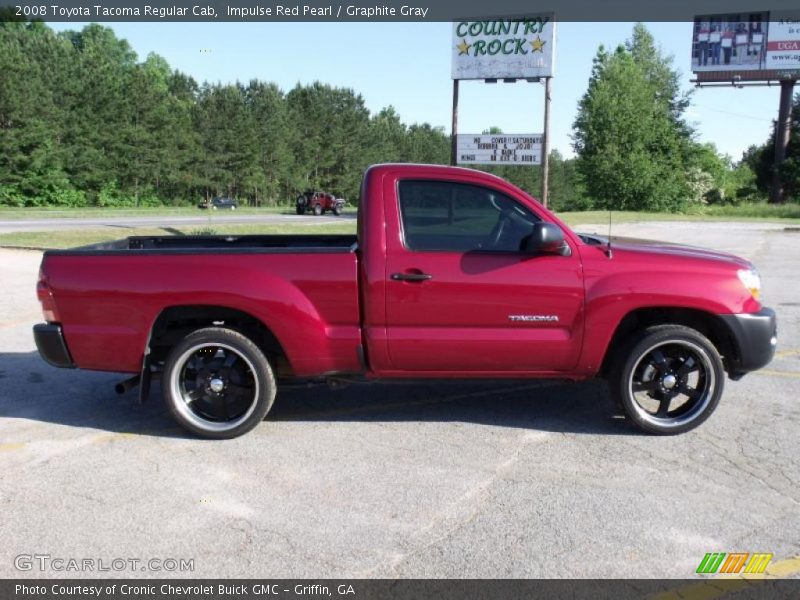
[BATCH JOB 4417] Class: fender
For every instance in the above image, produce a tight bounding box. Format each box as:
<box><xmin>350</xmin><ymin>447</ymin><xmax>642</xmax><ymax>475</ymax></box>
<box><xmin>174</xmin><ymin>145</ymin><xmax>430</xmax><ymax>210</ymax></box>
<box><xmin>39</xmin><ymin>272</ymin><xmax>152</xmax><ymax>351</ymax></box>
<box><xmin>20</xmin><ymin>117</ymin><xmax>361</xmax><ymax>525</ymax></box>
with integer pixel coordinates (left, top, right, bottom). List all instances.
<box><xmin>45</xmin><ymin>252</ymin><xmax>361</xmax><ymax>376</ymax></box>
<box><xmin>577</xmin><ymin>266</ymin><xmax>759</xmax><ymax>374</ymax></box>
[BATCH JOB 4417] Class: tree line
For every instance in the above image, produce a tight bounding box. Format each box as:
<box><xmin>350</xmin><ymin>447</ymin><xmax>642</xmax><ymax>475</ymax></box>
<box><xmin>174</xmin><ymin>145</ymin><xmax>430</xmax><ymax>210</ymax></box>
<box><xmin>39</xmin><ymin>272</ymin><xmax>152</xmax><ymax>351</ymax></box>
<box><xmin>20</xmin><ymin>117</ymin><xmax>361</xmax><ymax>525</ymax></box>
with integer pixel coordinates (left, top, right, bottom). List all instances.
<box><xmin>0</xmin><ymin>18</ymin><xmax>795</xmax><ymax>210</ymax></box>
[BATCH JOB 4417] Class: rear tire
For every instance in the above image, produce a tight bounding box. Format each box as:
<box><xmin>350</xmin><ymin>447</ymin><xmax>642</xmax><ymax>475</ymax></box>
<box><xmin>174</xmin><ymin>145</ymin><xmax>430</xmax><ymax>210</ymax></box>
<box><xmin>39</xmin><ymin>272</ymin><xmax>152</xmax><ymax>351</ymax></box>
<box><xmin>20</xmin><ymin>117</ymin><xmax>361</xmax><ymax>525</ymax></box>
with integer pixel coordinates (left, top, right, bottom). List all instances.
<box><xmin>609</xmin><ymin>325</ymin><xmax>724</xmax><ymax>435</ymax></box>
<box><xmin>163</xmin><ymin>327</ymin><xmax>276</xmax><ymax>439</ymax></box>
<box><xmin>333</xmin><ymin>206</ymin><xmax>342</xmax><ymax>216</ymax></box>
<box><xmin>296</xmin><ymin>206</ymin><xmax>305</xmax><ymax>215</ymax></box>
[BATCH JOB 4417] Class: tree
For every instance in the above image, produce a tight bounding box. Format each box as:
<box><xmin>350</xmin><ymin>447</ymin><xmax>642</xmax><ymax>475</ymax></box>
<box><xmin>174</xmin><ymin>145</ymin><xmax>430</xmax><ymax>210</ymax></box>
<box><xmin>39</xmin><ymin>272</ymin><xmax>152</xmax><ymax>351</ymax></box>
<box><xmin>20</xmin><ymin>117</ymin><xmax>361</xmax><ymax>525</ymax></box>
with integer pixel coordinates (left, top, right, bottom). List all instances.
<box><xmin>745</xmin><ymin>93</ymin><xmax>800</xmax><ymax>202</ymax></box>
<box><xmin>286</xmin><ymin>82</ymin><xmax>372</xmax><ymax>200</ymax></box>
<box><xmin>573</xmin><ymin>28</ymin><xmax>693</xmax><ymax>211</ymax></box>
<box><xmin>0</xmin><ymin>21</ymin><xmax>465</xmax><ymax>207</ymax></box>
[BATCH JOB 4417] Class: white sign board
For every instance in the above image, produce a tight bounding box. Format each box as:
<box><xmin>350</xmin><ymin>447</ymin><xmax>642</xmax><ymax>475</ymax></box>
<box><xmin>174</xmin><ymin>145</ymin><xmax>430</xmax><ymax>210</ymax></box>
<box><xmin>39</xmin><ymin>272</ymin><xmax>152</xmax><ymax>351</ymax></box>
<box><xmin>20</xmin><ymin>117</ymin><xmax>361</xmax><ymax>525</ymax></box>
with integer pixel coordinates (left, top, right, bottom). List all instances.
<box><xmin>765</xmin><ymin>12</ymin><xmax>800</xmax><ymax>71</ymax></box>
<box><xmin>457</xmin><ymin>134</ymin><xmax>543</xmax><ymax>166</ymax></box>
<box><xmin>691</xmin><ymin>11</ymin><xmax>800</xmax><ymax>76</ymax></box>
<box><xmin>451</xmin><ymin>17</ymin><xmax>556</xmax><ymax>80</ymax></box>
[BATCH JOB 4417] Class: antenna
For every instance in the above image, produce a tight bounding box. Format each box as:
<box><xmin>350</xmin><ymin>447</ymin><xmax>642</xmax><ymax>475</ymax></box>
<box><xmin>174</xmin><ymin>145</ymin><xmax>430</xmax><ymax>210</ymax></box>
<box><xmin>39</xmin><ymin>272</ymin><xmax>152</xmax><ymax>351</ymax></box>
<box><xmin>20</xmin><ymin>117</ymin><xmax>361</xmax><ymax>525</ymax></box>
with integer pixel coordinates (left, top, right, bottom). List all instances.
<box><xmin>606</xmin><ymin>209</ymin><xmax>613</xmax><ymax>259</ymax></box>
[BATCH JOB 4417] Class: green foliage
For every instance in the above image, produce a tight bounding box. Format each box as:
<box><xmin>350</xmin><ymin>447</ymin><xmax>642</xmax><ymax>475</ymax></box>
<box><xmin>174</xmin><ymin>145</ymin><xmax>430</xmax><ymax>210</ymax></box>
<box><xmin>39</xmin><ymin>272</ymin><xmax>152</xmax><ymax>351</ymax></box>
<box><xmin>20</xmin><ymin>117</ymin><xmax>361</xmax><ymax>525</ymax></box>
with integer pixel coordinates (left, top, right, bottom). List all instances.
<box><xmin>0</xmin><ymin>21</ymin><xmax>457</xmax><ymax>208</ymax></box>
<box><xmin>0</xmin><ymin>185</ymin><xmax>25</xmax><ymax>207</ymax></box>
<box><xmin>573</xmin><ymin>29</ymin><xmax>694</xmax><ymax>211</ymax></box>
<box><xmin>744</xmin><ymin>94</ymin><xmax>800</xmax><ymax>201</ymax></box>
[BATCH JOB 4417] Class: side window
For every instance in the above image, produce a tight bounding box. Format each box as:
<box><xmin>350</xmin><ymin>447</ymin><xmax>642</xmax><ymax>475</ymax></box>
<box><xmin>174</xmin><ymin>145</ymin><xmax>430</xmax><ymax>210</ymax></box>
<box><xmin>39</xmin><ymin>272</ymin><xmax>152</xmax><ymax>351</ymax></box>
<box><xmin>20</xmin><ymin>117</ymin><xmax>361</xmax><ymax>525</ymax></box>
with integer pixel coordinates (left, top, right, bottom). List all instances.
<box><xmin>398</xmin><ymin>180</ymin><xmax>540</xmax><ymax>252</ymax></box>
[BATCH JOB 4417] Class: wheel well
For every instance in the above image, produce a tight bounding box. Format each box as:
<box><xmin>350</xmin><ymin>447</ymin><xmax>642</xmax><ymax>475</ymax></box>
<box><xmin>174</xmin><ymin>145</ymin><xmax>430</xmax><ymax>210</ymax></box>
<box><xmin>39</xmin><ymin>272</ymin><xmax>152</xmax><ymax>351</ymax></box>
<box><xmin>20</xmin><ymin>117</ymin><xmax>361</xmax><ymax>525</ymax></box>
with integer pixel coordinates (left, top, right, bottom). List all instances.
<box><xmin>600</xmin><ymin>307</ymin><xmax>738</xmax><ymax>377</ymax></box>
<box><xmin>148</xmin><ymin>305</ymin><xmax>292</xmax><ymax>376</ymax></box>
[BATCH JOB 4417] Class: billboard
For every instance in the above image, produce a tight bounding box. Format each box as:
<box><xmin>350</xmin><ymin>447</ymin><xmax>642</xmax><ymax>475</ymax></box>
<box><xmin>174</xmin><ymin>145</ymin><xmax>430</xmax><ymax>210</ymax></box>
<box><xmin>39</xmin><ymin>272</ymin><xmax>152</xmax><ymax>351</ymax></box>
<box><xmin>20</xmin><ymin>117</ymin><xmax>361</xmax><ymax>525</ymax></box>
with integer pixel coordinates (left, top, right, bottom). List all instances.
<box><xmin>692</xmin><ymin>11</ymin><xmax>800</xmax><ymax>79</ymax></box>
<box><xmin>451</xmin><ymin>17</ymin><xmax>555</xmax><ymax>80</ymax></box>
<box><xmin>765</xmin><ymin>11</ymin><xmax>800</xmax><ymax>71</ymax></box>
<box><xmin>456</xmin><ymin>134</ymin><xmax>542</xmax><ymax>166</ymax></box>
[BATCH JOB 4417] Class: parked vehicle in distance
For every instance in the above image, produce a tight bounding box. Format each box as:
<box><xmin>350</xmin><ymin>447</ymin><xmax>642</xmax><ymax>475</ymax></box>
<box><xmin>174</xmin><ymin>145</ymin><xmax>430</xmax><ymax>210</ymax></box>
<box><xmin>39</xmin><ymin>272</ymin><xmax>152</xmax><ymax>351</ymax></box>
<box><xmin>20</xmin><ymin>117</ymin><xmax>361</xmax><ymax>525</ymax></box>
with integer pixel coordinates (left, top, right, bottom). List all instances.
<box><xmin>34</xmin><ymin>164</ymin><xmax>777</xmax><ymax>439</ymax></box>
<box><xmin>198</xmin><ymin>197</ymin><xmax>238</xmax><ymax>210</ymax></box>
<box><xmin>295</xmin><ymin>190</ymin><xmax>345</xmax><ymax>216</ymax></box>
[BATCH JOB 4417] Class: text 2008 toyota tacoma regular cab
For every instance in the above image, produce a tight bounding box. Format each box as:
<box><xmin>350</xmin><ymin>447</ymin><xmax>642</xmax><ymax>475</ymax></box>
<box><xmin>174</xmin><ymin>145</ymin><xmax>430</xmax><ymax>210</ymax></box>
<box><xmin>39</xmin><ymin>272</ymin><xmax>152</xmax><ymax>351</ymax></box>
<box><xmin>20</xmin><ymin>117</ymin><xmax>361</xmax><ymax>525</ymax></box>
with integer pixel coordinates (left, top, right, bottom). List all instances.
<box><xmin>33</xmin><ymin>164</ymin><xmax>777</xmax><ymax>438</ymax></box>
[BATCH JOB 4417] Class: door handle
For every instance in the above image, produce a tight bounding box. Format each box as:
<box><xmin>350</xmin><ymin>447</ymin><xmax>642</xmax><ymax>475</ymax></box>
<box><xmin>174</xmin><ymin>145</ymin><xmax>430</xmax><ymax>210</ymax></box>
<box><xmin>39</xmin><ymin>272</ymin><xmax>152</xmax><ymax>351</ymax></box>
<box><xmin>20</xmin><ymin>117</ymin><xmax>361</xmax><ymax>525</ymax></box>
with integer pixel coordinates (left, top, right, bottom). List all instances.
<box><xmin>391</xmin><ymin>272</ymin><xmax>432</xmax><ymax>282</ymax></box>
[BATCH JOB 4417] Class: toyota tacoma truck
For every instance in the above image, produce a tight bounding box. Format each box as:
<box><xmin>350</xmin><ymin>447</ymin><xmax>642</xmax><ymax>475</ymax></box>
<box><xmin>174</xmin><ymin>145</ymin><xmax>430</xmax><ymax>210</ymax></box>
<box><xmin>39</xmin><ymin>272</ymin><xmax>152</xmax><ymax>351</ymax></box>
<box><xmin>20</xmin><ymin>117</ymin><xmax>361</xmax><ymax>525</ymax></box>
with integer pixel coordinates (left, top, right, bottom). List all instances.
<box><xmin>33</xmin><ymin>164</ymin><xmax>777</xmax><ymax>439</ymax></box>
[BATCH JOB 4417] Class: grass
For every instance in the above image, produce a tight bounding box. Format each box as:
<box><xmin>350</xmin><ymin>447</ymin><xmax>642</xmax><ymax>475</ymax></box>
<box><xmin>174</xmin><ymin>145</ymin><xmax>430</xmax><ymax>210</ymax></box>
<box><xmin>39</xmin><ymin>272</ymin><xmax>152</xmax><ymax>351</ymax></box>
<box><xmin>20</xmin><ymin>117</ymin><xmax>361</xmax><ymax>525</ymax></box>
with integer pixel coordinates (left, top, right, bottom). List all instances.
<box><xmin>555</xmin><ymin>204</ymin><xmax>800</xmax><ymax>226</ymax></box>
<box><xmin>0</xmin><ymin>222</ymin><xmax>357</xmax><ymax>250</ymax></box>
<box><xmin>0</xmin><ymin>205</ymin><xmax>300</xmax><ymax>220</ymax></box>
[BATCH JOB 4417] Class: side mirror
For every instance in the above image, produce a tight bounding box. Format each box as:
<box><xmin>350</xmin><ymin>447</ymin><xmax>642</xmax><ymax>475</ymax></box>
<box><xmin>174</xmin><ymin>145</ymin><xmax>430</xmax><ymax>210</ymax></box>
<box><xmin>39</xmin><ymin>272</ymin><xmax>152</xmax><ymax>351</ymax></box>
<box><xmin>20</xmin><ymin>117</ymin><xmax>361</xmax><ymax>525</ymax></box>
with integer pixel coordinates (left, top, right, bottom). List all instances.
<box><xmin>522</xmin><ymin>222</ymin><xmax>569</xmax><ymax>256</ymax></box>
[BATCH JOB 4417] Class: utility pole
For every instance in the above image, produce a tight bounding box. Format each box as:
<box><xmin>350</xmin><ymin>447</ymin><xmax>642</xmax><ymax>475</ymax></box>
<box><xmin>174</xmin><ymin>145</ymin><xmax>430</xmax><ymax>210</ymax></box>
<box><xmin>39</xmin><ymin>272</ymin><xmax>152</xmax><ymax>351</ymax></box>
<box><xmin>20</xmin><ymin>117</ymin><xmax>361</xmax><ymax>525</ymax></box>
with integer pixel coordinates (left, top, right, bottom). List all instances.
<box><xmin>541</xmin><ymin>77</ymin><xmax>552</xmax><ymax>208</ymax></box>
<box><xmin>770</xmin><ymin>79</ymin><xmax>795</xmax><ymax>204</ymax></box>
<box><xmin>450</xmin><ymin>79</ymin><xmax>459</xmax><ymax>166</ymax></box>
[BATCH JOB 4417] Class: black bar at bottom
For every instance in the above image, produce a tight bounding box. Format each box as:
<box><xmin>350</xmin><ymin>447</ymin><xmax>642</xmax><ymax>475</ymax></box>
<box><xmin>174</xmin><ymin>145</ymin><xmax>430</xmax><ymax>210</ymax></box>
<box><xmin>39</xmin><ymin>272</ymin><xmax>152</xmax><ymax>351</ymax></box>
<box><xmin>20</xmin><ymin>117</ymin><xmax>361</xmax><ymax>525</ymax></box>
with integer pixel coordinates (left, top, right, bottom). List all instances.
<box><xmin>2</xmin><ymin>579</ymin><xmax>799</xmax><ymax>600</ymax></box>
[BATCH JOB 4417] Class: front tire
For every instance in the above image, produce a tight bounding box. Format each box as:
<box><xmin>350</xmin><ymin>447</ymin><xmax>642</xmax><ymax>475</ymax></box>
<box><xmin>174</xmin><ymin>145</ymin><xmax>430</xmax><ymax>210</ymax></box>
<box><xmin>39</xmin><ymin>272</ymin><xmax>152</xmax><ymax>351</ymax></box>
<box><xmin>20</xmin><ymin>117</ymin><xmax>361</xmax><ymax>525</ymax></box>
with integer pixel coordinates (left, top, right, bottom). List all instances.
<box><xmin>333</xmin><ymin>206</ymin><xmax>342</xmax><ymax>216</ymax></box>
<box><xmin>163</xmin><ymin>327</ymin><xmax>276</xmax><ymax>439</ymax></box>
<box><xmin>313</xmin><ymin>204</ymin><xmax>323</xmax><ymax>216</ymax></box>
<box><xmin>609</xmin><ymin>325</ymin><xmax>724</xmax><ymax>435</ymax></box>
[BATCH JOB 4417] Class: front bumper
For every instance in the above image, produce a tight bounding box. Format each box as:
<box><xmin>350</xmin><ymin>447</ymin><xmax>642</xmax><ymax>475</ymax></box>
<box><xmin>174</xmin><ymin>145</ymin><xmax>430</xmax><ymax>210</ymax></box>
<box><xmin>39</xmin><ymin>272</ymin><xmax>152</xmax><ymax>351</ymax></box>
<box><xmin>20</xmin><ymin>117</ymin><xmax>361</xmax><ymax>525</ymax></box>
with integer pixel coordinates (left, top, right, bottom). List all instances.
<box><xmin>33</xmin><ymin>323</ymin><xmax>75</xmax><ymax>368</ymax></box>
<box><xmin>719</xmin><ymin>307</ymin><xmax>777</xmax><ymax>376</ymax></box>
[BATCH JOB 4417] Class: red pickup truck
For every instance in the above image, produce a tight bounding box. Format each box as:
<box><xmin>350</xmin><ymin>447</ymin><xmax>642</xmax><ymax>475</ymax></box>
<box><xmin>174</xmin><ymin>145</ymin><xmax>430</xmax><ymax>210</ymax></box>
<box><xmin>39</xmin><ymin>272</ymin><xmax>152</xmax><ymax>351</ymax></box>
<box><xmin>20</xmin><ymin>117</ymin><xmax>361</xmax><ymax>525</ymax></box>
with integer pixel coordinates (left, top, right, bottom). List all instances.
<box><xmin>33</xmin><ymin>164</ymin><xmax>776</xmax><ymax>439</ymax></box>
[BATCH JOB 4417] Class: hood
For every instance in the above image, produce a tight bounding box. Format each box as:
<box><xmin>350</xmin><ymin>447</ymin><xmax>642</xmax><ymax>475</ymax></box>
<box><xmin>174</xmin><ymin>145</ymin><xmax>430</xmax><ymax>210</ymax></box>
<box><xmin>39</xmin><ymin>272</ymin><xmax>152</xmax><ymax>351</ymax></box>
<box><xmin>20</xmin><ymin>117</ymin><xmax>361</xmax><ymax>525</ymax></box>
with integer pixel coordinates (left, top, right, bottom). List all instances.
<box><xmin>577</xmin><ymin>233</ymin><xmax>752</xmax><ymax>269</ymax></box>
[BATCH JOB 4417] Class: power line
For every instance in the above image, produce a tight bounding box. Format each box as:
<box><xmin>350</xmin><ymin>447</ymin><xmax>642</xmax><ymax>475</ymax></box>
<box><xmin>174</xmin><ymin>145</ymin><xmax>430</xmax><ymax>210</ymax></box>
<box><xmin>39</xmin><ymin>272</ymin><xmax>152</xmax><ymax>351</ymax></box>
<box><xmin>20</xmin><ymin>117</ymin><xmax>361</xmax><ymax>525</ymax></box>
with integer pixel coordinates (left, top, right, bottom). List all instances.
<box><xmin>690</xmin><ymin>105</ymin><xmax>774</xmax><ymax>123</ymax></box>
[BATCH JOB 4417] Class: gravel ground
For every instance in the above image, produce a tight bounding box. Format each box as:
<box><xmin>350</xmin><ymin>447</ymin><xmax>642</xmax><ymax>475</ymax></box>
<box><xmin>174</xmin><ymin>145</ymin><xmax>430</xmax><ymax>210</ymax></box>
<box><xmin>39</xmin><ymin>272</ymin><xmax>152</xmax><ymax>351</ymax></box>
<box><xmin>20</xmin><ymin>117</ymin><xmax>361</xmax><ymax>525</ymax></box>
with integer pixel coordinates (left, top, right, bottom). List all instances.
<box><xmin>0</xmin><ymin>221</ymin><xmax>797</xmax><ymax>579</ymax></box>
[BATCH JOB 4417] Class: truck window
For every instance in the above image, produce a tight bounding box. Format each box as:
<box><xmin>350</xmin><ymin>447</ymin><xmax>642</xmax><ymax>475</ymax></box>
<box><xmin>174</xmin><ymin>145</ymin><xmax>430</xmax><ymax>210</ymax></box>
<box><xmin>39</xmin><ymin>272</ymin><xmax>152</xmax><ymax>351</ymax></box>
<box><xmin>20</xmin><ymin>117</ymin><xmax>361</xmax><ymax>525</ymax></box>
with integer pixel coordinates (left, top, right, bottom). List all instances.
<box><xmin>398</xmin><ymin>180</ymin><xmax>540</xmax><ymax>252</ymax></box>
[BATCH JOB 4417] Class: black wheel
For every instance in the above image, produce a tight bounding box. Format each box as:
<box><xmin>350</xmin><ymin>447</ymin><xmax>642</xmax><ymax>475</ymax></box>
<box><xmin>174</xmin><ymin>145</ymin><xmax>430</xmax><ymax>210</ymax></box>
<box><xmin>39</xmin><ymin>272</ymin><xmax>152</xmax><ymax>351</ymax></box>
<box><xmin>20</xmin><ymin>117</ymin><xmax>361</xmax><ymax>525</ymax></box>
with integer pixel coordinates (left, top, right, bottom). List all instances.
<box><xmin>609</xmin><ymin>325</ymin><xmax>724</xmax><ymax>435</ymax></box>
<box><xmin>296</xmin><ymin>206</ymin><xmax>305</xmax><ymax>215</ymax></box>
<box><xmin>163</xmin><ymin>327</ymin><xmax>276</xmax><ymax>439</ymax></box>
<box><xmin>333</xmin><ymin>206</ymin><xmax>342</xmax><ymax>216</ymax></box>
<box><xmin>313</xmin><ymin>204</ymin><xmax>323</xmax><ymax>216</ymax></box>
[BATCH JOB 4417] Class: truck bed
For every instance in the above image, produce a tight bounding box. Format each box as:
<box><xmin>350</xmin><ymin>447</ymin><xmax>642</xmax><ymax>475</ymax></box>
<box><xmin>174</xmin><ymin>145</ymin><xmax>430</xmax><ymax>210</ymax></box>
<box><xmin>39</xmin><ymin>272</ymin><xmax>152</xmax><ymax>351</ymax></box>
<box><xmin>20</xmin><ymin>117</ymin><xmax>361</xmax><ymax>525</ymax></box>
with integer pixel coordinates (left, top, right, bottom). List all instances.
<box><xmin>49</xmin><ymin>233</ymin><xmax>358</xmax><ymax>254</ymax></box>
<box><xmin>41</xmin><ymin>233</ymin><xmax>362</xmax><ymax>376</ymax></box>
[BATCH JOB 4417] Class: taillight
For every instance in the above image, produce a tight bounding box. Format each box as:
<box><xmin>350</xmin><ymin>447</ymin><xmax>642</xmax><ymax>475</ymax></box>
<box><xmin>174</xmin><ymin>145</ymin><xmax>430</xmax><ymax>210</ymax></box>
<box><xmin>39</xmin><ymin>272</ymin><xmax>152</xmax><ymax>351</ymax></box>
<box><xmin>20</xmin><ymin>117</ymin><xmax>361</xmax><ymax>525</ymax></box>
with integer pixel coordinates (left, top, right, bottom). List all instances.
<box><xmin>37</xmin><ymin>267</ymin><xmax>59</xmax><ymax>322</ymax></box>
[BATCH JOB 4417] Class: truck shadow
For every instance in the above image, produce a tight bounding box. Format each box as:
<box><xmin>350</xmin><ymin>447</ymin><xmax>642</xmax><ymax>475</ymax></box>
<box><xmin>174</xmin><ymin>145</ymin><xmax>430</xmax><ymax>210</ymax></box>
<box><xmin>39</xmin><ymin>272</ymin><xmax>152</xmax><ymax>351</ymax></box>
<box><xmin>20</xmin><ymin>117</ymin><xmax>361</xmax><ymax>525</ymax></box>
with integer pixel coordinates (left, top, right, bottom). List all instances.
<box><xmin>0</xmin><ymin>351</ymin><xmax>636</xmax><ymax>438</ymax></box>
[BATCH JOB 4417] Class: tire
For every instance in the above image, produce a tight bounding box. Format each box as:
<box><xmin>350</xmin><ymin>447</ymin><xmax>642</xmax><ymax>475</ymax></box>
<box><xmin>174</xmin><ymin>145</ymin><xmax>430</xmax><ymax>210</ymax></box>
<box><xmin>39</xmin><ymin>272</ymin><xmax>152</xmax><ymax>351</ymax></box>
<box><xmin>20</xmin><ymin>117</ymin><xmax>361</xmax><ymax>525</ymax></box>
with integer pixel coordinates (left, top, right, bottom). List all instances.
<box><xmin>313</xmin><ymin>204</ymin><xmax>323</xmax><ymax>216</ymax></box>
<box><xmin>296</xmin><ymin>206</ymin><xmax>306</xmax><ymax>215</ymax></box>
<box><xmin>231</xmin><ymin>205</ymin><xmax>236</xmax><ymax>210</ymax></box>
<box><xmin>608</xmin><ymin>325</ymin><xmax>724</xmax><ymax>435</ymax></box>
<box><xmin>333</xmin><ymin>206</ymin><xmax>342</xmax><ymax>216</ymax></box>
<box><xmin>162</xmin><ymin>327</ymin><xmax>276</xmax><ymax>439</ymax></box>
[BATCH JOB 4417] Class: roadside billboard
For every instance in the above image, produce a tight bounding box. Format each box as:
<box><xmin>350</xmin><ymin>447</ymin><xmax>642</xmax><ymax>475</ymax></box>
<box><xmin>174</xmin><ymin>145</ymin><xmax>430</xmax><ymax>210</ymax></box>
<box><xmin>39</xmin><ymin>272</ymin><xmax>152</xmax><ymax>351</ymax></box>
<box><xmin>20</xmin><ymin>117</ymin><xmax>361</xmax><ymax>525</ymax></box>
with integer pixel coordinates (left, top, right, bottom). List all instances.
<box><xmin>456</xmin><ymin>134</ymin><xmax>543</xmax><ymax>165</ymax></box>
<box><xmin>691</xmin><ymin>11</ymin><xmax>800</xmax><ymax>79</ymax></box>
<box><xmin>764</xmin><ymin>11</ymin><xmax>800</xmax><ymax>72</ymax></box>
<box><xmin>451</xmin><ymin>16</ymin><xmax>555</xmax><ymax>80</ymax></box>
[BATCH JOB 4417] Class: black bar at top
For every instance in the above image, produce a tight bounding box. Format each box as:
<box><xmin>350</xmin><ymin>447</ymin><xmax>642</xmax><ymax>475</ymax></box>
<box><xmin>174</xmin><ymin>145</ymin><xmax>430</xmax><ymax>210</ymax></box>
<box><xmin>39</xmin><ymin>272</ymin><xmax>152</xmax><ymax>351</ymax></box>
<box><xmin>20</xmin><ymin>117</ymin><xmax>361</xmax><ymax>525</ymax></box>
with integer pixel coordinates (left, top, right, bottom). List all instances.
<box><xmin>1</xmin><ymin>0</ymin><xmax>799</xmax><ymax>22</ymax></box>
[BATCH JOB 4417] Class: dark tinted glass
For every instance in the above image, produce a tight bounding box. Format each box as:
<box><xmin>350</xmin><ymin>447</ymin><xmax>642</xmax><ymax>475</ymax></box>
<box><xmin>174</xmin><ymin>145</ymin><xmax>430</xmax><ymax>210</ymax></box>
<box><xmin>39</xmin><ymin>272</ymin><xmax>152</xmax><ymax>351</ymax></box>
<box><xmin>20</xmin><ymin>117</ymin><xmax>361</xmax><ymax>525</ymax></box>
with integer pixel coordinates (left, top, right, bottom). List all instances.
<box><xmin>398</xmin><ymin>180</ymin><xmax>540</xmax><ymax>252</ymax></box>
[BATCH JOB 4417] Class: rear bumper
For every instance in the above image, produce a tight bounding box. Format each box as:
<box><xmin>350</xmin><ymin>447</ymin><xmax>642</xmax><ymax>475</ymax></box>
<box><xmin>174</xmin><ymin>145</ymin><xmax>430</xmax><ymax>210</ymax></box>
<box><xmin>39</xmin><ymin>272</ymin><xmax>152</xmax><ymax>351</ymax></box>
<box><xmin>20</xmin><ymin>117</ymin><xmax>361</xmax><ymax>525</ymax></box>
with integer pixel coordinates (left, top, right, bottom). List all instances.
<box><xmin>33</xmin><ymin>323</ymin><xmax>75</xmax><ymax>369</ymax></box>
<box><xmin>719</xmin><ymin>307</ymin><xmax>777</xmax><ymax>376</ymax></box>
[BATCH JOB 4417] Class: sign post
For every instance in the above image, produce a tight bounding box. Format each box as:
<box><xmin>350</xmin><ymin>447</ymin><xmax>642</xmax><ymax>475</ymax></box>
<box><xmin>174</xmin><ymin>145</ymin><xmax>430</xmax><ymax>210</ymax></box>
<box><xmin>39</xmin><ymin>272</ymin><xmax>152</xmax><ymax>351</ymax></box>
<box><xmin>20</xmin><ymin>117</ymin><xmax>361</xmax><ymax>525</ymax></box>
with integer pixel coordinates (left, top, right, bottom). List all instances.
<box><xmin>450</xmin><ymin>16</ymin><xmax>556</xmax><ymax>204</ymax></box>
<box><xmin>542</xmin><ymin>77</ymin><xmax>552</xmax><ymax>207</ymax></box>
<box><xmin>450</xmin><ymin>79</ymin><xmax>459</xmax><ymax>167</ymax></box>
<box><xmin>771</xmin><ymin>79</ymin><xmax>795</xmax><ymax>203</ymax></box>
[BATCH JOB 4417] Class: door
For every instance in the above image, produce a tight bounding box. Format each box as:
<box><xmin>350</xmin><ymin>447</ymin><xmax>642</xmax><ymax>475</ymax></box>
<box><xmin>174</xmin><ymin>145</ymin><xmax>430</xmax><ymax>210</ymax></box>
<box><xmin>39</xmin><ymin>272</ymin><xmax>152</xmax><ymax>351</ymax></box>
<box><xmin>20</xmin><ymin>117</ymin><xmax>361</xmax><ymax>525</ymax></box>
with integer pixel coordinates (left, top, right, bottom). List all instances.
<box><xmin>384</xmin><ymin>179</ymin><xmax>584</xmax><ymax>373</ymax></box>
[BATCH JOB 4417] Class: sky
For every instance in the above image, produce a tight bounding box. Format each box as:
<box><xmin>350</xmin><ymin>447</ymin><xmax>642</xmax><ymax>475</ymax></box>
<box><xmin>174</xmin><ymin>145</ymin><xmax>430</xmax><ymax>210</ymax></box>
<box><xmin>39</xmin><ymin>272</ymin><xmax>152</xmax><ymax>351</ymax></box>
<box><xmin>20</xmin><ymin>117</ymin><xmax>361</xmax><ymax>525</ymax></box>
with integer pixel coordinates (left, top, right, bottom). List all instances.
<box><xmin>50</xmin><ymin>21</ymin><xmax>781</xmax><ymax>161</ymax></box>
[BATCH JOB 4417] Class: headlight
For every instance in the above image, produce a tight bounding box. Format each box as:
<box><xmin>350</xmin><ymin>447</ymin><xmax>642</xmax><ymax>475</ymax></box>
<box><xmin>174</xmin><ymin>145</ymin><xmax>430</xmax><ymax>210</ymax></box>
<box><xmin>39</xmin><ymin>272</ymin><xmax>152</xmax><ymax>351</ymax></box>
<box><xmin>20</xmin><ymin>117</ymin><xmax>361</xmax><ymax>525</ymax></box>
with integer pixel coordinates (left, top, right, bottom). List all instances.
<box><xmin>737</xmin><ymin>268</ymin><xmax>761</xmax><ymax>301</ymax></box>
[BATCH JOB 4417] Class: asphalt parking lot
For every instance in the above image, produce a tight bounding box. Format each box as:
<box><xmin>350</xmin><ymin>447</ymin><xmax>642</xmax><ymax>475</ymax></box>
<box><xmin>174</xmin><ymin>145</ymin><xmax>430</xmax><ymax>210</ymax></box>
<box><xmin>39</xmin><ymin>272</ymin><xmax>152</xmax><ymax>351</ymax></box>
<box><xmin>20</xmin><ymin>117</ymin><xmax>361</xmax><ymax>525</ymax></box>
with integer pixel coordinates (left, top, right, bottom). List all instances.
<box><xmin>0</xmin><ymin>221</ymin><xmax>798</xmax><ymax>579</ymax></box>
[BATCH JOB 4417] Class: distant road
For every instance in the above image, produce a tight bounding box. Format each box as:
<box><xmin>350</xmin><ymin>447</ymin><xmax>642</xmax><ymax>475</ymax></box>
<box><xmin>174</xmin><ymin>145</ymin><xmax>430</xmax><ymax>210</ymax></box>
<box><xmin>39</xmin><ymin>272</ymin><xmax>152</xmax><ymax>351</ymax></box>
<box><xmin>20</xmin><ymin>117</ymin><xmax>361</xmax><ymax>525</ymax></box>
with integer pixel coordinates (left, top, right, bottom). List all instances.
<box><xmin>0</xmin><ymin>212</ymin><xmax>354</xmax><ymax>233</ymax></box>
